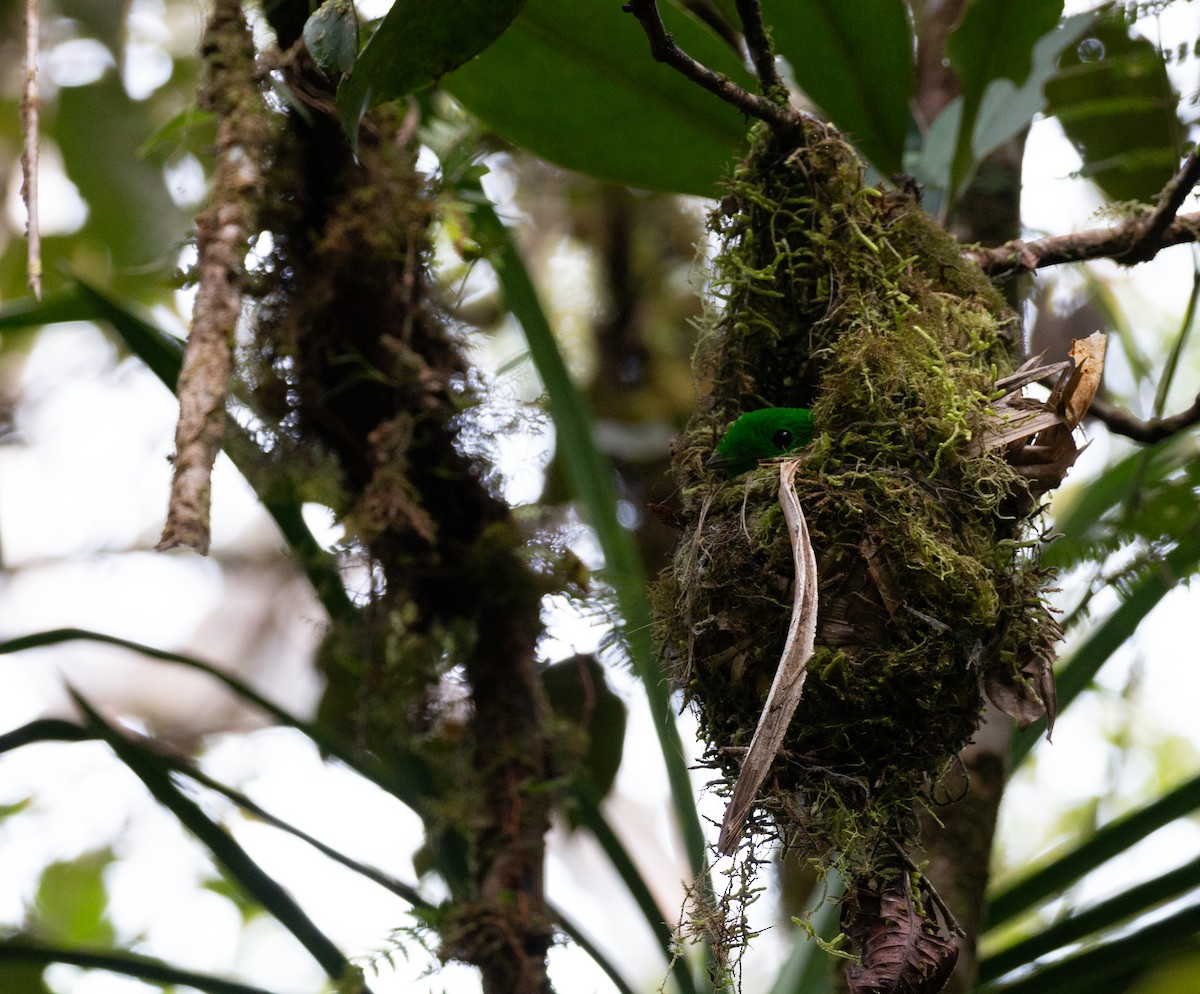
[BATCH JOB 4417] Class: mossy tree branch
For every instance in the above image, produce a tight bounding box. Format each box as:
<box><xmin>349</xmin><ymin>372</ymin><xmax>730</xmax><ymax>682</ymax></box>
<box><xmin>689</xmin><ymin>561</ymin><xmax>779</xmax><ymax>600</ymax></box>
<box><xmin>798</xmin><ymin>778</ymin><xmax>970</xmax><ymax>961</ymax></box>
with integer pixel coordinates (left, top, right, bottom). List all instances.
<box><xmin>971</xmin><ymin>148</ymin><xmax>1200</xmax><ymax>275</ymax></box>
<box><xmin>158</xmin><ymin>0</ymin><xmax>268</xmax><ymax>553</ymax></box>
<box><xmin>969</xmin><ymin>210</ymin><xmax>1200</xmax><ymax>275</ymax></box>
<box><xmin>255</xmin><ymin>4</ymin><xmax>556</xmax><ymax>989</ymax></box>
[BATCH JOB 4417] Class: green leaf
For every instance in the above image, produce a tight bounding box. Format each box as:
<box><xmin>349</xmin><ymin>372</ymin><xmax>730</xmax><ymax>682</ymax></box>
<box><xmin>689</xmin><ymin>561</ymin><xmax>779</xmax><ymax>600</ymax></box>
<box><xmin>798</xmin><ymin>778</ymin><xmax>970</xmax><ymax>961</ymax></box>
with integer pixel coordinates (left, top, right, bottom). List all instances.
<box><xmin>566</xmin><ymin>785</ymin><xmax>697</xmax><ymax>994</ymax></box>
<box><xmin>979</xmin><ymin>901</ymin><xmax>1200</xmax><ymax>994</ymax></box>
<box><xmin>982</xmin><ymin>853</ymin><xmax>1200</xmax><ymax>982</ymax></box>
<box><xmin>31</xmin><ymin>850</ymin><xmax>116</xmax><ymax>948</ymax></box>
<box><xmin>552</xmin><ymin>913</ymin><xmax>641</xmax><ymax>994</ymax></box>
<box><xmin>988</xmin><ymin>772</ymin><xmax>1200</xmax><ymax>925</ymax></box>
<box><xmin>303</xmin><ymin>0</ymin><xmax>359</xmax><ymax>81</ymax></box>
<box><xmin>1125</xmin><ymin>949</ymin><xmax>1200</xmax><ymax>994</ymax></box>
<box><xmin>0</xmin><ymin>719</ymin><xmax>91</xmax><ymax>755</ymax></box>
<box><xmin>136</xmin><ymin>105</ymin><xmax>219</xmax><ymax>162</ymax></box>
<box><xmin>55</xmin><ymin>75</ymin><xmax>190</xmax><ymax>285</ymax></box>
<box><xmin>0</xmin><ymin>627</ymin><xmax>472</xmax><ymax>893</ymax></box>
<box><xmin>0</xmin><ymin>629</ymin><xmax>411</xmax><ymax>804</ymax></box>
<box><xmin>1044</xmin><ymin>9</ymin><xmax>1181</xmax><ymax>203</ymax></box>
<box><xmin>908</xmin><ymin>95</ymin><xmax>960</xmax><ymax>215</ymax></box>
<box><xmin>0</xmin><ymin>937</ymin><xmax>279</xmax><ymax>994</ymax></box>
<box><xmin>0</xmin><ymin>960</ymin><xmax>51</xmax><ymax>994</ymax></box>
<box><xmin>466</xmin><ymin>196</ymin><xmax>710</xmax><ymax>883</ymax></box>
<box><xmin>165</xmin><ymin>760</ymin><xmax>431</xmax><ymax>912</ymax></box>
<box><xmin>1045</xmin><ymin>432</ymin><xmax>1200</xmax><ymax>570</ymax></box>
<box><xmin>442</xmin><ymin>0</ymin><xmax>753</xmax><ymax>196</ymax></box>
<box><xmin>541</xmin><ymin>655</ymin><xmax>627</xmax><ymax>800</ymax></box>
<box><xmin>338</xmin><ymin>0</ymin><xmax>525</xmax><ymax>139</ymax></box>
<box><xmin>945</xmin><ymin>0</ymin><xmax>1065</xmax><ymax>198</ymax></box>
<box><xmin>68</xmin><ymin>689</ymin><xmax>368</xmax><ymax>991</ymax></box>
<box><xmin>768</xmin><ymin>878</ymin><xmax>843</xmax><ymax>994</ymax></box>
<box><xmin>765</xmin><ymin>0</ymin><xmax>913</xmax><ymax>175</ymax></box>
<box><xmin>970</xmin><ymin>13</ymin><xmax>1092</xmax><ymax>159</ymax></box>
<box><xmin>1013</xmin><ymin>525</ymin><xmax>1200</xmax><ymax>765</ymax></box>
<box><xmin>0</xmin><ymin>282</ymin><xmax>355</xmax><ymax>624</ymax></box>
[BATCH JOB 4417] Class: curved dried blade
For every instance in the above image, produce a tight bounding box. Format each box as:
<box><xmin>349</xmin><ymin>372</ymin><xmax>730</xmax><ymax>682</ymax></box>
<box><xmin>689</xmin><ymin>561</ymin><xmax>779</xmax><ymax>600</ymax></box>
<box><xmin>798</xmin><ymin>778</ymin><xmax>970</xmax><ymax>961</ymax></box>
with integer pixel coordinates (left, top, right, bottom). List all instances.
<box><xmin>718</xmin><ymin>459</ymin><xmax>818</xmax><ymax>854</ymax></box>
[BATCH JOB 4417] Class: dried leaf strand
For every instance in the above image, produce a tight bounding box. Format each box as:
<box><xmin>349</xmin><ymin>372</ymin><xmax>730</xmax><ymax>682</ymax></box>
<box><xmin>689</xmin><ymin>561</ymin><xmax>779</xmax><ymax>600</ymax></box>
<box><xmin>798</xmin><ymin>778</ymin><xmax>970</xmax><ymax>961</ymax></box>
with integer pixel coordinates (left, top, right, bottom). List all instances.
<box><xmin>718</xmin><ymin>458</ymin><xmax>818</xmax><ymax>854</ymax></box>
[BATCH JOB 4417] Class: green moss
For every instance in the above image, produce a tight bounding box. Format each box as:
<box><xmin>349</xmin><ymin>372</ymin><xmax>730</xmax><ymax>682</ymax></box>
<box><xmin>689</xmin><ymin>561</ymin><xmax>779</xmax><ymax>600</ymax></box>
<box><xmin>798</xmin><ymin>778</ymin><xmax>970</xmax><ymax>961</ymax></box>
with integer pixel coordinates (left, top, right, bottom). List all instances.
<box><xmin>654</xmin><ymin>124</ymin><xmax>1053</xmax><ymax>878</ymax></box>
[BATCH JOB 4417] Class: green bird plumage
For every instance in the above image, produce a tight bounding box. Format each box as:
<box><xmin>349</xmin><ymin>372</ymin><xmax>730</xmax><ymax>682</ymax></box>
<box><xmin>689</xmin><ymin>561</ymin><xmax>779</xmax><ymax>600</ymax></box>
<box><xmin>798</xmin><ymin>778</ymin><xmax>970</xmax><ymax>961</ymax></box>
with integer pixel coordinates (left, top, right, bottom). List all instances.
<box><xmin>707</xmin><ymin>407</ymin><xmax>815</xmax><ymax>474</ymax></box>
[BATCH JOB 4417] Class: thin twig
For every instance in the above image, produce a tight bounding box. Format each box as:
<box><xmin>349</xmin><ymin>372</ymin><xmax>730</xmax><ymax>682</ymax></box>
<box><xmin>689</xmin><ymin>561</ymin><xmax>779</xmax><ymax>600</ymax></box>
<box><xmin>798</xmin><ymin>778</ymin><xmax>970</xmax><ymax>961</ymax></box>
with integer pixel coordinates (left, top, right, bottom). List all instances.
<box><xmin>20</xmin><ymin>0</ymin><xmax>41</xmax><ymax>299</ymax></box>
<box><xmin>1087</xmin><ymin>393</ymin><xmax>1200</xmax><ymax>444</ymax></box>
<box><xmin>622</xmin><ymin>0</ymin><xmax>804</xmax><ymax>140</ymax></box>
<box><xmin>968</xmin><ymin>209</ymin><xmax>1200</xmax><ymax>275</ymax></box>
<box><xmin>888</xmin><ymin>836</ymin><xmax>964</xmax><ymax>937</ymax></box>
<box><xmin>734</xmin><ymin>0</ymin><xmax>785</xmax><ymax>96</ymax></box>
<box><xmin>1124</xmin><ymin>147</ymin><xmax>1200</xmax><ymax>263</ymax></box>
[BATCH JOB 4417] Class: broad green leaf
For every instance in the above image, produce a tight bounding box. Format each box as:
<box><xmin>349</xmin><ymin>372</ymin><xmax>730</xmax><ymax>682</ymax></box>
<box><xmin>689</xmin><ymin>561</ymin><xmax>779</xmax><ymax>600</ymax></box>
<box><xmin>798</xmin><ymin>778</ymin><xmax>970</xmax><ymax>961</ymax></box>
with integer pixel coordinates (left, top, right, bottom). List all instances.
<box><xmin>908</xmin><ymin>95</ymin><xmax>961</xmax><ymax>216</ymax></box>
<box><xmin>541</xmin><ymin>655</ymin><xmax>627</xmax><ymax>800</ymax></box>
<box><xmin>917</xmin><ymin>9</ymin><xmax>1088</xmax><ymax>204</ymax></box>
<box><xmin>0</xmin><ymin>961</ymin><xmax>51</xmax><ymax>994</ymax></box>
<box><xmin>1045</xmin><ymin>10</ymin><xmax>1181</xmax><ymax>203</ymax></box>
<box><xmin>765</xmin><ymin>0</ymin><xmax>914</xmax><ymax>175</ymax></box>
<box><xmin>946</xmin><ymin>0</ymin><xmax>1065</xmax><ymax>198</ymax></box>
<box><xmin>136</xmin><ymin>105</ymin><xmax>218</xmax><ymax>162</ymax></box>
<box><xmin>338</xmin><ymin>0</ymin><xmax>524</xmax><ymax>138</ymax></box>
<box><xmin>443</xmin><ymin>0</ymin><xmax>753</xmax><ymax>196</ymax></box>
<box><xmin>1125</xmin><ymin>949</ymin><xmax>1200</xmax><ymax>994</ymax></box>
<box><xmin>970</xmin><ymin>13</ymin><xmax>1092</xmax><ymax>160</ymax></box>
<box><xmin>55</xmin><ymin>75</ymin><xmax>190</xmax><ymax>286</ymax></box>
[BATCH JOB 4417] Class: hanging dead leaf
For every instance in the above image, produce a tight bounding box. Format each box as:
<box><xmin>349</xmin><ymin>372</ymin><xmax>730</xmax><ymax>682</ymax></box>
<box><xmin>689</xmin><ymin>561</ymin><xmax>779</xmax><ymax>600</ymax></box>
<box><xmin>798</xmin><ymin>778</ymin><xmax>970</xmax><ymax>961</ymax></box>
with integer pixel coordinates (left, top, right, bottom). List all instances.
<box><xmin>842</xmin><ymin>877</ymin><xmax>959</xmax><ymax>994</ymax></box>
<box><xmin>717</xmin><ymin>458</ymin><xmax>818</xmax><ymax>855</ymax></box>
<box><xmin>1064</xmin><ymin>331</ymin><xmax>1107</xmax><ymax>428</ymax></box>
<box><xmin>984</xmin><ymin>663</ymin><xmax>1045</xmax><ymax>731</ymax></box>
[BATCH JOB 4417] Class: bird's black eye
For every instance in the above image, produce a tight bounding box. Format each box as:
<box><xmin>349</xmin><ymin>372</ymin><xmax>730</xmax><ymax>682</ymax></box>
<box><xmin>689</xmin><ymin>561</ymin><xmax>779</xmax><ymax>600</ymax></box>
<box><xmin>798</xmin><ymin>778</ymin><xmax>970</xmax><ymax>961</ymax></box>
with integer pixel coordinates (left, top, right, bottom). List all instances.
<box><xmin>771</xmin><ymin>429</ymin><xmax>793</xmax><ymax>450</ymax></box>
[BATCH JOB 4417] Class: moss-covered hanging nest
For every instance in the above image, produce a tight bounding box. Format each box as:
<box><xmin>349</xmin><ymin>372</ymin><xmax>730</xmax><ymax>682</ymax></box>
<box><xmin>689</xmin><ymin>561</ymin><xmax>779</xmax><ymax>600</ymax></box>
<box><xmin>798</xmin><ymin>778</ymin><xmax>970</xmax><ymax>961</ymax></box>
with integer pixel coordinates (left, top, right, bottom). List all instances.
<box><xmin>652</xmin><ymin>122</ymin><xmax>1059</xmax><ymax>876</ymax></box>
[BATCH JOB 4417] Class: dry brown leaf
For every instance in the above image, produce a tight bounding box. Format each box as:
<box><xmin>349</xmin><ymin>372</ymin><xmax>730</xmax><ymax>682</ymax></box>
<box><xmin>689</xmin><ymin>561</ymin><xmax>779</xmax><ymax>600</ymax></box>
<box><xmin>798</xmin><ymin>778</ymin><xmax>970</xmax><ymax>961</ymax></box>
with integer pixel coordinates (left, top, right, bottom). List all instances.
<box><xmin>717</xmin><ymin>458</ymin><xmax>818</xmax><ymax>854</ymax></box>
<box><xmin>843</xmin><ymin>878</ymin><xmax>959</xmax><ymax>994</ymax></box>
<box><xmin>1064</xmin><ymin>331</ymin><xmax>1107</xmax><ymax>428</ymax></box>
<box><xmin>984</xmin><ymin>666</ymin><xmax>1046</xmax><ymax>731</ymax></box>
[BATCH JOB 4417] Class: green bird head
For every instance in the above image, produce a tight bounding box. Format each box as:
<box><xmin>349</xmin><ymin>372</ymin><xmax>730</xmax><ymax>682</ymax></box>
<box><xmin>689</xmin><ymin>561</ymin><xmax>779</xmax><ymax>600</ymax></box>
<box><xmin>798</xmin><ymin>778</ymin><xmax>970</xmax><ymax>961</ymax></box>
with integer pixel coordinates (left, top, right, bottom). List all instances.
<box><xmin>706</xmin><ymin>407</ymin><xmax>815</xmax><ymax>474</ymax></box>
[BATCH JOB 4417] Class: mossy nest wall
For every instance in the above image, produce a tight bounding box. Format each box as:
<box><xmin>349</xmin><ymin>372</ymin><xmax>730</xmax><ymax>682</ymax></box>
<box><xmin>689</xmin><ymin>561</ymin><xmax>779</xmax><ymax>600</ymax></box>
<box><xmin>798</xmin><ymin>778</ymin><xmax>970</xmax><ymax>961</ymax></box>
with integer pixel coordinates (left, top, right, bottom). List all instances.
<box><xmin>655</xmin><ymin>124</ymin><xmax>1054</xmax><ymax>868</ymax></box>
